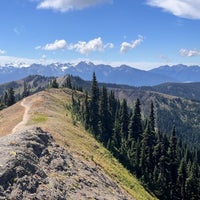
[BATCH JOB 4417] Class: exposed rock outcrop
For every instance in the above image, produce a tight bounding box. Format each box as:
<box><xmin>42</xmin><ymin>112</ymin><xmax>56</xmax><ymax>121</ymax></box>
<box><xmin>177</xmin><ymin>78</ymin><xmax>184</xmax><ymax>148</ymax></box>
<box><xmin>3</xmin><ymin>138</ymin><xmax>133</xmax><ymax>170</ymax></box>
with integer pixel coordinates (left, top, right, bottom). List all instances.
<box><xmin>0</xmin><ymin>127</ymin><xmax>133</xmax><ymax>200</ymax></box>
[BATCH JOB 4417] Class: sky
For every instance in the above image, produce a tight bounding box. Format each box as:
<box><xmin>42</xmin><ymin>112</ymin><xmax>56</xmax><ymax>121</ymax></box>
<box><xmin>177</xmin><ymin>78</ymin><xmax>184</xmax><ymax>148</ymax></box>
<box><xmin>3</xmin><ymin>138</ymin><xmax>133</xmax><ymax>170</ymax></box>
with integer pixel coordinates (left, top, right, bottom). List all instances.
<box><xmin>0</xmin><ymin>0</ymin><xmax>200</xmax><ymax>70</ymax></box>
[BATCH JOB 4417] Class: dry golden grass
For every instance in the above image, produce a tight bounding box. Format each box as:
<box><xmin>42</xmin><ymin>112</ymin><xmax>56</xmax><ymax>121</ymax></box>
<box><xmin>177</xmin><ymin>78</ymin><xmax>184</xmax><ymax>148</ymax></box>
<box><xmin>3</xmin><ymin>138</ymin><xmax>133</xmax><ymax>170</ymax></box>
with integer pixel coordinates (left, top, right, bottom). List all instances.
<box><xmin>0</xmin><ymin>88</ymin><xmax>157</xmax><ymax>200</ymax></box>
<box><xmin>0</xmin><ymin>101</ymin><xmax>24</xmax><ymax>136</ymax></box>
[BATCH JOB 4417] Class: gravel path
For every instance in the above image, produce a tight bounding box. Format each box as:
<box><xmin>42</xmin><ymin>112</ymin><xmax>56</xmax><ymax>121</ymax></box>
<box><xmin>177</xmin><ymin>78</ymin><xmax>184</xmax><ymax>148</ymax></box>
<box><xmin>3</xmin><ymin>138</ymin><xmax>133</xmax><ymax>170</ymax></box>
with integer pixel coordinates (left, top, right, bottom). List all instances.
<box><xmin>11</xmin><ymin>98</ymin><xmax>31</xmax><ymax>134</ymax></box>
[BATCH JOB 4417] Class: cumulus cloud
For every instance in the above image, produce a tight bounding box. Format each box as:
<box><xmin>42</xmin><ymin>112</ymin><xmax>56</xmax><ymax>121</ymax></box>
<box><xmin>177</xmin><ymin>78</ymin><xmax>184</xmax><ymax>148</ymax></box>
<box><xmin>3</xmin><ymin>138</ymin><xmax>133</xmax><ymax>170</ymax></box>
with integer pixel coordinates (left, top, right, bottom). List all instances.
<box><xmin>146</xmin><ymin>0</ymin><xmax>200</xmax><ymax>20</ymax></box>
<box><xmin>120</xmin><ymin>35</ymin><xmax>143</xmax><ymax>53</ymax></box>
<box><xmin>37</xmin><ymin>0</ymin><xmax>112</xmax><ymax>12</ymax></box>
<box><xmin>44</xmin><ymin>39</ymin><xmax>67</xmax><ymax>50</ymax></box>
<box><xmin>69</xmin><ymin>37</ymin><xmax>114</xmax><ymax>55</ymax></box>
<box><xmin>179</xmin><ymin>49</ymin><xmax>200</xmax><ymax>57</ymax></box>
<box><xmin>0</xmin><ymin>49</ymin><xmax>6</xmax><ymax>55</ymax></box>
<box><xmin>37</xmin><ymin>40</ymin><xmax>67</xmax><ymax>51</ymax></box>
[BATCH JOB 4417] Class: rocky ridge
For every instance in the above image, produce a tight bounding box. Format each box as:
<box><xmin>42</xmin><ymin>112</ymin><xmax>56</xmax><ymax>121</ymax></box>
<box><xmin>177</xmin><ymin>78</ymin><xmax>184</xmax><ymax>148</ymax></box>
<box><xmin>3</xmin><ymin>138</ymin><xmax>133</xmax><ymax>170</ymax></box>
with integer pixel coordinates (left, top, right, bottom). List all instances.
<box><xmin>0</xmin><ymin>127</ymin><xmax>133</xmax><ymax>200</ymax></box>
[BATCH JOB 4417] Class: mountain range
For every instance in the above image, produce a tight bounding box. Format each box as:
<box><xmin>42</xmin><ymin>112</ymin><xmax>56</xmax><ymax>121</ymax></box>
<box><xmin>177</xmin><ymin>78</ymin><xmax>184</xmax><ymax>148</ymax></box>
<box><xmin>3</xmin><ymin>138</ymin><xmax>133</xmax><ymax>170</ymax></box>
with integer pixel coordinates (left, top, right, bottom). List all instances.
<box><xmin>1</xmin><ymin>61</ymin><xmax>200</xmax><ymax>86</ymax></box>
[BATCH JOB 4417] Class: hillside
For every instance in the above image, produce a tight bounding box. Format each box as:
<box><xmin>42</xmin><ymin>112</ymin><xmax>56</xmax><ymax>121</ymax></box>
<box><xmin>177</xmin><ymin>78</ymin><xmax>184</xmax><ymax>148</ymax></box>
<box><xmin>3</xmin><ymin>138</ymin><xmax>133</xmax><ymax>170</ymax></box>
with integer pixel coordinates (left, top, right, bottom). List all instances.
<box><xmin>111</xmin><ymin>87</ymin><xmax>200</xmax><ymax>146</ymax></box>
<box><xmin>0</xmin><ymin>75</ymin><xmax>54</xmax><ymax>98</ymax></box>
<box><xmin>143</xmin><ymin>82</ymin><xmax>200</xmax><ymax>101</ymax></box>
<box><xmin>0</xmin><ymin>88</ymin><xmax>156</xmax><ymax>200</ymax></box>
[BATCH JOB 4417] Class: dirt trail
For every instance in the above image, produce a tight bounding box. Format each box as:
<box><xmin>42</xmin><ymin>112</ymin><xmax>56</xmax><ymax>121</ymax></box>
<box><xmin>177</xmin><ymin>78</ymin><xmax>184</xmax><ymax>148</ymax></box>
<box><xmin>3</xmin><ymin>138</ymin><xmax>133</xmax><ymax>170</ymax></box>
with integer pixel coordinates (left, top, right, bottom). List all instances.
<box><xmin>11</xmin><ymin>98</ymin><xmax>31</xmax><ymax>134</ymax></box>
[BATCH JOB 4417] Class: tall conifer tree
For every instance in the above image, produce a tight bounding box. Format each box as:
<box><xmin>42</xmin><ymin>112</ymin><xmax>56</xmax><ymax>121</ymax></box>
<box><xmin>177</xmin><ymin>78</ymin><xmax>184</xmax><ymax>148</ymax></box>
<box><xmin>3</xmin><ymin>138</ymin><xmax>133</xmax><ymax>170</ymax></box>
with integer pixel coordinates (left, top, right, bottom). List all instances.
<box><xmin>90</xmin><ymin>72</ymin><xmax>99</xmax><ymax>137</ymax></box>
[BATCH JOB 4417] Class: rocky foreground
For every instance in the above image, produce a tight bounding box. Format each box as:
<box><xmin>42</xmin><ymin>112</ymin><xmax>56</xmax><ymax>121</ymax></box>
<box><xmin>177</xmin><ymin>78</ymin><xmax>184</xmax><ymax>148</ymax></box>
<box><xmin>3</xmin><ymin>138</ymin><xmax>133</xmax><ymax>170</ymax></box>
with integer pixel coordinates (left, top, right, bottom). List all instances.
<box><xmin>0</xmin><ymin>127</ymin><xmax>133</xmax><ymax>200</ymax></box>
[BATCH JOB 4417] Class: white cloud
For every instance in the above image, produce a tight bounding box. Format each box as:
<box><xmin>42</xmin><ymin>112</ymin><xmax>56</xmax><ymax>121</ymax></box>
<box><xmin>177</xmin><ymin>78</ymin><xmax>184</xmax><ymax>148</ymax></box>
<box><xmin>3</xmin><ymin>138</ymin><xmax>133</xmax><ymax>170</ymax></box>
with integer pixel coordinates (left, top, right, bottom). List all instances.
<box><xmin>0</xmin><ymin>49</ymin><xmax>6</xmax><ymax>55</ymax></box>
<box><xmin>120</xmin><ymin>35</ymin><xmax>143</xmax><ymax>53</ymax></box>
<box><xmin>38</xmin><ymin>40</ymin><xmax>67</xmax><ymax>51</ymax></box>
<box><xmin>146</xmin><ymin>0</ymin><xmax>200</xmax><ymax>20</ymax></box>
<box><xmin>37</xmin><ymin>0</ymin><xmax>112</xmax><ymax>12</ymax></box>
<box><xmin>35</xmin><ymin>46</ymin><xmax>42</xmax><ymax>50</ymax></box>
<box><xmin>179</xmin><ymin>49</ymin><xmax>200</xmax><ymax>57</ymax></box>
<box><xmin>0</xmin><ymin>55</ymin><xmax>56</xmax><ymax>66</ymax></box>
<box><xmin>69</xmin><ymin>37</ymin><xmax>114</xmax><ymax>55</ymax></box>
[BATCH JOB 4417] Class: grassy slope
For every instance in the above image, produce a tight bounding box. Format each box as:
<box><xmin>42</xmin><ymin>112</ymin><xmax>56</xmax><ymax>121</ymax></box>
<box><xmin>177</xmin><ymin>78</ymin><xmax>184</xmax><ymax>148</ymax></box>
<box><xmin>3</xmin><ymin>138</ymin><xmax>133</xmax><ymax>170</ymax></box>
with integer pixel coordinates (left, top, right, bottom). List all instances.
<box><xmin>0</xmin><ymin>88</ymin><xmax>157</xmax><ymax>200</ymax></box>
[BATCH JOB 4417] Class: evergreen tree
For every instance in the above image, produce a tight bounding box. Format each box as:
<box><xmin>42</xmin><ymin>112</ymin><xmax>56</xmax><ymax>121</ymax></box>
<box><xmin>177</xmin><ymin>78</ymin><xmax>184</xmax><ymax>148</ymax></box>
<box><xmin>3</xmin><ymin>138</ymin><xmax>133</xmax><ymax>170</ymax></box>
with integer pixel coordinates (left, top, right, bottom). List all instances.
<box><xmin>108</xmin><ymin>90</ymin><xmax>117</xmax><ymax>118</ymax></box>
<box><xmin>140</xmin><ymin>122</ymin><xmax>155</xmax><ymax>182</ymax></box>
<box><xmin>108</xmin><ymin>90</ymin><xmax>117</xmax><ymax>134</ymax></box>
<box><xmin>155</xmin><ymin>134</ymin><xmax>170</xmax><ymax>199</ymax></box>
<box><xmin>149</xmin><ymin>101</ymin><xmax>155</xmax><ymax>132</ymax></box>
<box><xmin>119</xmin><ymin>99</ymin><xmax>129</xmax><ymax>141</ymax></box>
<box><xmin>3</xmin><ymin>91</ymin><xmax>8</xmax><ymax>106</ymax></box>
<box><xmin>185</xmin><ymin>159</ymin><xmax>200</xmax><ymax>200</ymax></box>
<box><xmin>7</xmin><ymin>88</ymin><xmax>15</xmax><ymax>106</ymax></box>
<box><xmin>99</xmin><ymin>86</ymin><xmax>111</xmax><ymax>145</ymax></box>
<box><xmin>128</xmin><ymin>98</ymin><xmax>143</xmax><ymax>141</ymax></box>
<box><xmin>90</xmin><ymin>72</ymin><xmax>99</xmax><ymax>137</ymax></box>
<box><xmin>112</xmin><ymin>100</ymin><xmax>121</xmax><ymax>151</ymax></box>
<box><xmin>134</xmin><ymin>139</ymin><xmax>141</xmax><ymax>176</ymax></box>
<box><xmin>177</xmin><ymin>158</ymin><xmax>187</xmax><ymax>200</ymax></box>
<box><xmin>168</xmin><ymin>126</ymin><xmax>178</xmax><ymax>200</ymax></box>
<box><xmin>22</xmin><ymin>81</ymin><xmax>30</xmax><ymax>98</ymax></box>
<box><xmin>66</xmin><ymin>75</ymin><xmax>72</xmax><ymax>89</ymax></box>
<box><xmin>51</xmin><ymin>78</ymin><xmax>59</xmax><ymax>88</ymax></box>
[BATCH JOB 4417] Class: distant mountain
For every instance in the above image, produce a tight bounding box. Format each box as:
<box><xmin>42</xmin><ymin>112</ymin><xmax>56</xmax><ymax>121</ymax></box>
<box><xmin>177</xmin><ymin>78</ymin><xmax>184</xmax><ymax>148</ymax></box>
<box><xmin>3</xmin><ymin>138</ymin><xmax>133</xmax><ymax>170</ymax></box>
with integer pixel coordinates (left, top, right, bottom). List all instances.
<box><xmin>150</xmin><ymin>64</ymin><xmax>200</xmax><ymax>82</ymax></box>
<box><xmin>65</xmin><ymin>62</ymin><xmax>175</xmax><ymax>86</ymax></box>
<box><xmin>1</xmin><ymin>61</ymin><xmax>200</xmax><ymax>86</ymax></box>
<box><xmin>0</xmin><ymin>63</ymin><xmax>71</xmax><ymax>84</ymax></box>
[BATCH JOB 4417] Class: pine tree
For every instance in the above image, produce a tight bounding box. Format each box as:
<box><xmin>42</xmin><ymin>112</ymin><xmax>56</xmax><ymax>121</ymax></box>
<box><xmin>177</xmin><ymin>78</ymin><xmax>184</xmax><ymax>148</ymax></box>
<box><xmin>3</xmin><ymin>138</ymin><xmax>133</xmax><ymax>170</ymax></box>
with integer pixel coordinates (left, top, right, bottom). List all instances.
<box><xmin>149</xmin><ymin>101</ymin><xmax>155</xmax><ymax>132</ymax></box>
<box><xmin>185</xmin><ymin>158</ymin><xmax>200</xmax><ymax>200</ymax></box>
<box><xmin>51</xmin><ymin>78</ymin><xmax>59</xmax><ymax>88</ymax></box>
<box><xmin>112</xmin><ymin>100</ymin><xmax>121</xmax><ymax>150</ymax></box>
<box><xmin>90</xmin><ymin>72</ymin><xmax>99</xmax><ymax>137</ymax></box>
<box><xmin>155</xmin><ymin>134</ymin><xmax>170</xmax><ymax>199</ymax></box>
<box><xmin>22</xmin><ymin>81</ymin><xmax>30</xmax><ymax>98</ymax></box>
<box><xmin>128</xmin><ymin>98</ymin><xmax>143</xmax><ymax>141</ymax></box>
<box><xmin>119</xmin><ymin>99</ymin><xmax>129</xmax><ymax>141</ymax></box>
<box><xmin>99</xmin><ymin>86</ymin><xmax>110</xmax><ymax>145</ymax></box>
<box><xmin>168</xmin><ymin>126</ymin><xmax>178</xmax><ymax>200</ymax></box>
<box><xmin>7</xmin><ymin>88</ymin><xmax>15</xmax><ymax>106</ymax></box>
<box><xmin>108</xmin><ymin>90</ymin><xmax>117</xmax><ymax>133</ymax></box>
<box><xmin>177</xmin><ymin>158</ymin><xmax>187</xmax><ymax>200</ymax></box>
<box><xmin>3</xmin><ymin>91</ymin><xmax>8</xmax><ymax>106</ymax></box>
<box><xmin>66</xmin><ymin>75</ymin><xmax>72</xmax><ymax>89</ymax></box>
<box><xmin>140</xmin><ymin>122</ymin><xmax>155</xmax><ymax>182</ymax></box>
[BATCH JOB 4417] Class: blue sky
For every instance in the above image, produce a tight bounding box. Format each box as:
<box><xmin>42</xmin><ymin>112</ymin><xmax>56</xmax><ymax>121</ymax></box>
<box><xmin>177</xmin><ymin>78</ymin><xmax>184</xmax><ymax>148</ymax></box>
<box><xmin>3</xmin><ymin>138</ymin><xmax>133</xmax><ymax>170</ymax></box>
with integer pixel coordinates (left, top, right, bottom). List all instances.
<box><xmin>0</xmin><ymin>0</ymin><xmax>200</xmax><ymax>70</ymax></box>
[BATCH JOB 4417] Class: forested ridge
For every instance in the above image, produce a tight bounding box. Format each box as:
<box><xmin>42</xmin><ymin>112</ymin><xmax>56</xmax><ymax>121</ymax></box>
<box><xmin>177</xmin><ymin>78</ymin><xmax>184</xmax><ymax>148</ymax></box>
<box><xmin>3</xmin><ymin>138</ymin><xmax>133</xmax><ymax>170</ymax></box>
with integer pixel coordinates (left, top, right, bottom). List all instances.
<box><xmin>71</xmin><ymin>73</ymin><xmax>200</xmax><ymax>200</ymax></box>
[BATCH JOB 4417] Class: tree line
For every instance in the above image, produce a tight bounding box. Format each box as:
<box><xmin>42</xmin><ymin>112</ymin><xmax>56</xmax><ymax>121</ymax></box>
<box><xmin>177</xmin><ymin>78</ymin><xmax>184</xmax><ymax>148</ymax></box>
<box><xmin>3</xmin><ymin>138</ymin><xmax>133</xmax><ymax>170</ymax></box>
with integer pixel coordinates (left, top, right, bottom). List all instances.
<box><xmin>71</xmin><ymin>72</ymin><xmax>200</xmax><ymax>200</ymax></box>
<box><xmin>0</xmin><ymin>81</ymin><xmax>31</xmax><ymax>110</ymax></box>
